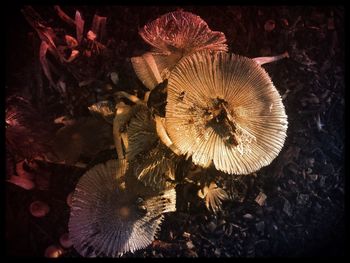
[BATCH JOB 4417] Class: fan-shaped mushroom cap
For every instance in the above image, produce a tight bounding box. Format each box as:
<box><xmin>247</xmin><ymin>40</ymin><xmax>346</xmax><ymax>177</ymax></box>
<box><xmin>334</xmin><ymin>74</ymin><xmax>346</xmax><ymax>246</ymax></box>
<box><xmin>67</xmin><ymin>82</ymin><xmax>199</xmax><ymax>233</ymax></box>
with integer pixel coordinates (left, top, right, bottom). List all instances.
<box><xmin>139</xmin><ymin>10</ymin><xmax>228</xmax><ymax>55</ymax></box>
<box><xmin>69</xmin><ymin>160</ymin><xmax>176</xmax><ymax>257</ymax></box>
<box><xmin>165</xmin><ymin>51</ymin><xmax>288</xmax><ymax>175</ymax></box>
<box><xmin>132</xmin><ymin>10</ymin><xmax>228</xmax><ymax>90</ymax></box>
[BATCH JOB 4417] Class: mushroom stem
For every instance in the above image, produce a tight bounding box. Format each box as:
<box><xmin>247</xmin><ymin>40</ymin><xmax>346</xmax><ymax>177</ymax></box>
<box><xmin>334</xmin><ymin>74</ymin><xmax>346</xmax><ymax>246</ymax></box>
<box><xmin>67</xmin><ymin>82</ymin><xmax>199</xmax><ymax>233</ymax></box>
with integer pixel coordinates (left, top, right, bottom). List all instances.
<box><xmin>131</xmin><ymin>53</ymin><xmax>163</xmax><ymax>90</ymax></box>
<box><xmin>155</xmin><ymin>115</ymin><xmax>181</xmax><ymax>155</ymax></box>
<box><xmin>252</xmin><ymin>51</ymin><xmax>289</xmax><ymax>65</ymax></box>
<box><xmin>144</xmin><ymin>91</ymin><xmax>151</xmax><ymax>103</ymax></box>
<box><xmin>114</xmin><ymin>91</ymin><xmax>145</xmax><ymax>105</ymax></box>
<box><xmin>113</xmin><ymin>119</ymin><xmax>125</xmax><ymax>161</ymax></box>
<box><xmin>120</xmin><ymin>132</ymin><xmax>129</xmax><ymax>150</ymax></box>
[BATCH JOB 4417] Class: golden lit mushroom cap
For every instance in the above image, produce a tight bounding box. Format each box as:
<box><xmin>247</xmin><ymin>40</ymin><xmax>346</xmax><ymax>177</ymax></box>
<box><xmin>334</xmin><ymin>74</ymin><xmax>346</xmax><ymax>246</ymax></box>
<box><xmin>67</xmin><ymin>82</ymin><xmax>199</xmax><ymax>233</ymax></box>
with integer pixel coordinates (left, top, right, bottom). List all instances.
<box><xmin>165</xmin><ymin>51</ymin><xmax>288</xmax><ymax>175</ymax></box>
<box><xmin>68</xmin><ymin>160</ymin><xmax>176</xmax><ymax>257</ymax></box>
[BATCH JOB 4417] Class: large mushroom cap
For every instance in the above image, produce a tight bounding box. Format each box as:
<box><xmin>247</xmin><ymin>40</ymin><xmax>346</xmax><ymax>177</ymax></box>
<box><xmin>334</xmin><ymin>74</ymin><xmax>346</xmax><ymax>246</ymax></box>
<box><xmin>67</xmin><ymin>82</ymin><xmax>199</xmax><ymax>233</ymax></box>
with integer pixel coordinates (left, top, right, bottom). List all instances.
<box><xmin>68</xmin><ymin>160</ymin><xmax>176</xmax><ymax>257</ymax></box>
<box><xmin>165</xmin><ymin>51</ymin><xmax>288</xmax><ymax>175</ymax></box>
<box><xmin>132</xmin><ymin>10</ymin><xmax>228</xmax><ymax>90</ymax></box>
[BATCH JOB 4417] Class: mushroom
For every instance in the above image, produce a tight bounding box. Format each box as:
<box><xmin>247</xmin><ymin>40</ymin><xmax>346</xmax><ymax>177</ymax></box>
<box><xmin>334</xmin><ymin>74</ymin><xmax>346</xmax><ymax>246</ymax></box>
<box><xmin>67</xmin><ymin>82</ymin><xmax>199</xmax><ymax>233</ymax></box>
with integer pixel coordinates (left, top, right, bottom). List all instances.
<box><xmin>139</xmin><ymin>10</ymin><xmax>227</xmax><ymax>55</ymax></box>
<box><xmin>126</xmin><ymin>104</ymin><xmax>158</xmax><ymax>161</ymax></box>
<box><xmin>68</xmin><ymin>160</ymin><xmax>176</xmax><ymax>257</ymax></box>
<box><xmin>198</xmin><ymin>181</ymin><xmax>229</xmax><ymax>214</ymax></box>
<box><xmin>29</xmin><ymin>200</ymin><xmax>50</xmax><ymax>217</ymax></box>
<box><xmin>51</xmin><ymin>117</ymin><xmax>114</xmax><ymax>165</ymax></box>
<box><xmin>131</xmin><ymin>10</ymin><xmax>228</xmax><ymax>90</ymax></box>
<box><xmin>117</xmin><ymin>102</ymin><xmax>179</xmax><ymax>192</ymax></box>
<box><xmin>88</xmin><ymin>100</ymin><xmax>116</xmax><ymax>124</ymax></box>
<box><xmin>44</xmin><ymin>245</ymin><xmax>64</xmax><ymax>258</ymax></box>
<box><xmin>165</xmin><ymin>50</ymin><xmax>288</xmax><ymax>175</ymax></box>
<box><xmin>131</xmin><ymin>142</ymin><xmax>178</xmax><ymax>192</ymax></box>
<box><xmin>59</xmin><ymin>233</ymin><xmax>73</xmax><ymax>248</ymax></box>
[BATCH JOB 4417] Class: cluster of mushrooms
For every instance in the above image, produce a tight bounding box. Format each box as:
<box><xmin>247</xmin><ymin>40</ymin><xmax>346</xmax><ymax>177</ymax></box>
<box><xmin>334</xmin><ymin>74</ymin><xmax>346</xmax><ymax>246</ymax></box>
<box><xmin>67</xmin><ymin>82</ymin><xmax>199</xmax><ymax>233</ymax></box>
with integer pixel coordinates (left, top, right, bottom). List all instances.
<box><xmin>66</xmin><ymin>10</ymin><xmax>288</xmax><ymax>257</ymax></box>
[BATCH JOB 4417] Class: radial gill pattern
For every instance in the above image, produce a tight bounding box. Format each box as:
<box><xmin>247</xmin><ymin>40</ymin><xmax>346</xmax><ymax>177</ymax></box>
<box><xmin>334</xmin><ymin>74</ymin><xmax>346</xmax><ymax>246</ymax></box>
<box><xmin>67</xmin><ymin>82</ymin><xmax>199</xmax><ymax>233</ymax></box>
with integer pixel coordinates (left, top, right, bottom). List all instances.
<box><xmin>139</xmin><ymin>10</ymin><xmax>228</xmax><ymax>55</ymax></box>
<box><xmin>68</xmin><ymin>160</ymin><xmax>176</xmax><ymax>257</ymax></box>
<box><xmin>165</xmin><ymin>50</ymin><xmax>288</xmax><ymax>175</ymax></box>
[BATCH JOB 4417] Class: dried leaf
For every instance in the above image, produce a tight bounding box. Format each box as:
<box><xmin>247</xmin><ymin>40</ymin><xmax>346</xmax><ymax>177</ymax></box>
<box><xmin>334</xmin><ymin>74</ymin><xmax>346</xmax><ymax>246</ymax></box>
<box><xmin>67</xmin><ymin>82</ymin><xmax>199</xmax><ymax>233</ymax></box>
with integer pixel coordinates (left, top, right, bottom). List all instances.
<box><xmin>75</xmin><ymin>10</ymin><xmax>85</xmax><ymax>43</ymax></box>
<box><xmin>65</xmin><ymin>35</ymin><xmax>79</xmax><ymax>48</ymax></box>
<box><xmin>88</xmin><ymin>100</ymin><xmax>115</xmax><ymax>124</ymax></box>
<box><xmin>54</xmin><ymin>5</ymin><xmax>76</xmax><ymax>27</ymax></box>
<box><xmin>39</xmin><ymin>41</ymin><xmax>55</xmax><ymax>87</ymax></box>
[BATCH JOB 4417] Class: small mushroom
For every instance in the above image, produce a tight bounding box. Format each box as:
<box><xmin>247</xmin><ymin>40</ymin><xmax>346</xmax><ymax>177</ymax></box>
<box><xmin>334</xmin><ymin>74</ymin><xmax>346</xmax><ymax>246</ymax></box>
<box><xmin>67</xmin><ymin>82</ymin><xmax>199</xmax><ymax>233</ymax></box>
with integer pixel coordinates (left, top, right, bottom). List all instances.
<box><xmin>59</xmin><ymin>233</ymin><xmax>73</xmax><ymax>248</ymax></box>
<box><xmin>29</xmin><ymin>200</ymin><xmax>50</xmax><ymax>218</ymax></box>
<box><xmin>44</xmin><ymin>245</ymin><xmax>64</xmax><ymax>258</ymax></box>
<box><xmin>198</xmin><ymin>182</ymin><xmax>229</xmax><ymax>213</ymax></box>
<box><xmin>165</xmin><ymin>50</ymin><xmax>288</xmax><ymax>175</ymax></box>
<box><xmin>264</xmin><ymin>19</ymin><xmax>276</xmax><ymax>32</ymax></box>
<box><xmin>139</xmin><ymin>10</ymin><xmax>228</xmax><ymax>55</ymax></box>
<box><xmin>68</xmin><ymin>160</ymin><xmax>176</xmax><ymax>257</ymax></box>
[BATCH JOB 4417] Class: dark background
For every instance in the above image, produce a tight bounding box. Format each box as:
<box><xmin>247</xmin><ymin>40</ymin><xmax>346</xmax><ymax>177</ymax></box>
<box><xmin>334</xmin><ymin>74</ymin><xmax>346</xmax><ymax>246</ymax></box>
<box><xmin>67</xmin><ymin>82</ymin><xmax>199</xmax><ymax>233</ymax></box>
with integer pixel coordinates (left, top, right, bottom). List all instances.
<box><xmin>5</xmin><ymin>5</ymin><xmax>345</xmax><ymax>257</ymax></box>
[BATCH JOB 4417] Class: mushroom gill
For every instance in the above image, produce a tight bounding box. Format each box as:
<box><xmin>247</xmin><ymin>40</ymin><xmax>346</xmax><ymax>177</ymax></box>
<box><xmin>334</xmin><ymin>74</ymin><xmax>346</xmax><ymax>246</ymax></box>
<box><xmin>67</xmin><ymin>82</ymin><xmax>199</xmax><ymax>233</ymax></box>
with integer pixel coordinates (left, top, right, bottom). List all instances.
<box><xmin>139</xmin><ymin>10</ymin><xmax>228</xmax><ymax>55</ymax></box>
<box><xmin>131</xmin><ymin>142</ymin><xmax>178</xmax><ymax>192</ymax></box>
<box><xmin>165</xmin><ymin>50</ymin><xmax>288</xmax><ymax>175</ymax></box>
<box><xmin>131</xmin><ymin>10</ymin><xmax>228</xmax><ymax>90</ymax></box>
<box><xmin>126</xmin><ymin>104</ymin><xmax>158</xmax><ymax>161</ymax></box>
<box><xmin>68</xmin><ymin>160</ymin><xmax>176</xmax><ymax>257</ymax></box>
<box><xmin>124</xmin><ymin>104</ymin><xmax>178</xmax><ymax>192</ymax></box>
